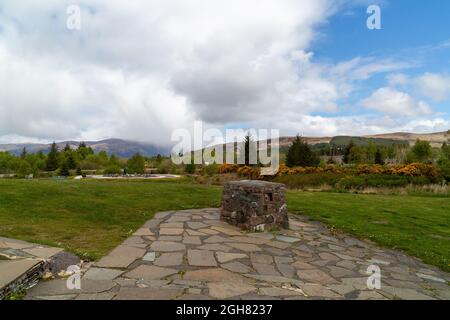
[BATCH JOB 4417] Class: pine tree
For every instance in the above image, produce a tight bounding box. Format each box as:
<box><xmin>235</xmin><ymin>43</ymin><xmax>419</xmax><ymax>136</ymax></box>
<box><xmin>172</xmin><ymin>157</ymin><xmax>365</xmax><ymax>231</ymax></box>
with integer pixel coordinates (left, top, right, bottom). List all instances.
<box><xmin>343</xmin><ymin>140</ymin><xmax>355</xmax><ymax>164</ymax></box>
<box><xmin>285</xmin><ymin>135</ymin><xmax>319</xmax><ymax>167</ymax></box>
<box><xmin>66</xmin><ymin>152</ymin><xmax>77</xmax><ymax>169</ymax></box>
<box><xmin>375</xmin><ymin>148</ymin><xmax>384</xmax><ymax>165</ymax></box>
<box><xmin>241</xmin><ymin>133</ymin><xmax>256</xmax><ymax>166</ymax></box>
<box><xmin>45</xmin><ymin>142</ymin><xmax>59</xmax><ymax>171</ymax></box>
<box><xmin>59</xmin><ymin>161</ymin><xmax>70</xmax><ymax>176</ymax></box>
<box><xmin>20</xmin><ymin>147</ymin><xmax>27</xmax><ymax>160</ymax></box>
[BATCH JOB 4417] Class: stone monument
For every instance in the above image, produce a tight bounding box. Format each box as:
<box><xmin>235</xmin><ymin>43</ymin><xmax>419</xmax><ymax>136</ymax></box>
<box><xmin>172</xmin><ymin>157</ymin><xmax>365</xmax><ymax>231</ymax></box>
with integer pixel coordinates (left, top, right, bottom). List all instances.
<box><xmin>221</xmin><ymin>180</ymin><xmax>289</xmax><ymax>231</ymax></box>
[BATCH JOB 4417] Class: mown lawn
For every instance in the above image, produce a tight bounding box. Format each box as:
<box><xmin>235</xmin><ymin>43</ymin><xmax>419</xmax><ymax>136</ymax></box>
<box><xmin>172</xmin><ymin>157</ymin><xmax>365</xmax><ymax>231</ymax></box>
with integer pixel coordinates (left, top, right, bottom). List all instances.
<box><xmin>0</xmin><ymin>179</ymin><xmax>448</xmax><ymax>272</ymax></box>
<box><xmin>287</xmin><ymin>191</ymin><xmax>450</xmax><ymax>272</ymax></box>
<box><xmin>0</xmin><ymin>179</ymin><xmax>221</xmax><ymax>260</ymax></box>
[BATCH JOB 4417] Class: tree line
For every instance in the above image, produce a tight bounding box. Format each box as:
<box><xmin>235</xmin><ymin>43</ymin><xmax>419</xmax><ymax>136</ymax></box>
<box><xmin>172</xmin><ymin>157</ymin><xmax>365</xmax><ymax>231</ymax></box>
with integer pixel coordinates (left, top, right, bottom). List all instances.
<box><xmin>0</xmin><ymin>142</ymin><xmax>150</xmax><ymax>177</ymax></box>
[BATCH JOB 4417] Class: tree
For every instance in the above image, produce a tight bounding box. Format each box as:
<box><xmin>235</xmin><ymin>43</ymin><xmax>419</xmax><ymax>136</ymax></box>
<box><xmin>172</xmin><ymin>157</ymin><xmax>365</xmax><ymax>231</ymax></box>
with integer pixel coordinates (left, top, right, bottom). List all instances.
<box><xmin>20</xmin><ymin>147</ymin><xmax>27</xmax><ymax>160</ymax></box>
<box><xmin>184</xmin><ymin>160</ymin><xmax>196</xmax><ymax>174</ymax></box>
<box><xmin>366</xmin><ymin>141</ymin><xmax>377</xmax><ymax>164</ymax></box>
<box><xmin>343</xmin><ymin>140</ymin><xmax>355</xmax><ymax>164</ymax></box>
<box><xmin>109</xmin><ymin>154</ymin><xmax>121</xmax><ymax>166</ymax></box>
<box><xmin>45</xmin><ymin>142</ymin><xmax>59</xmax><ymax>171</ymax></box>
<box><xmin>63</xmin><ymin>144</ymin><xmax>77</xmax><ymax>170</ymax></box>
<box><xmin>374</xmin><ymin>148</ymin><xmax>385</xmax><ymax>165</ymax></box>
<box><xmin>242</xmin><ymin>133</ymin><xmax>255</xmax><ymax>166</ymax></box>
<box><xmin>347</xmin><ymin>145</ymin><xmax>365</xmax><ymax>164</ymax></box>
<box><xmin>410</xmin><ymin>140</ymin><xmax>432</xmax><ymax>163</ymax></box>
<box><xmin>59</xmin><ymin>161</ymin><xmax>70</xmax><ymax>176</ymax></box>
<box><xmin>66</xmin><ymin>152</ymin><xmax>77</xmax><ymax>169</ymax></box>
<box><xmin>77</xmin><ymin>142</ymin><xmax>94</xmax><ymax>160</ymax></box>
<box><xmin>285</xmin><ymin>135</ymin><xmax>319</xmax><ymax>167</ymax></box>
<box><xmin>17</xmin><ymin>160</ymin><xmax>32</xmax><ymax>178</ymax></box>
<box><xmin>127</xmin><ymin>153</ymin><xmax>145</xmax><ymax>174</ymax></box>
<box><xmin>441</xmin><ymin>142</ymin><xmax>450</xmax><ymax>160</ymax></box>
<box><xmin>104</xmin><ymin>164</ymin><xmax>122</xmax><ymax>175</ymax></box>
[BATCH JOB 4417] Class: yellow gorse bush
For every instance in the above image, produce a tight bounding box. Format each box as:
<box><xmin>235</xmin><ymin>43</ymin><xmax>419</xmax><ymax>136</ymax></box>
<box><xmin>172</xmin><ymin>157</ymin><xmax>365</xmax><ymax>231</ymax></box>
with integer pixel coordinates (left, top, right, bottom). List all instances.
<box><xmin>218</xmin><ymin>163</ymin><xmax>441</xmax><ymax>178</ymax></box>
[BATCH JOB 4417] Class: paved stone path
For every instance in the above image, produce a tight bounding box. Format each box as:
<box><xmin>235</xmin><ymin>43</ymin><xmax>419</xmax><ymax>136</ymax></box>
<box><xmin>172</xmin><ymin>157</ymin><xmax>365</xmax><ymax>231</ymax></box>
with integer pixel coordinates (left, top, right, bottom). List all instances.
<box><xmin>0</xmin><ymin>237</ymin><xmax>63</xmax><ymax>299</ymax></box>
<box><xmin>26</xmin><ymin>209</ymin><xmax>449</xmax><ymax>300</ymax></box>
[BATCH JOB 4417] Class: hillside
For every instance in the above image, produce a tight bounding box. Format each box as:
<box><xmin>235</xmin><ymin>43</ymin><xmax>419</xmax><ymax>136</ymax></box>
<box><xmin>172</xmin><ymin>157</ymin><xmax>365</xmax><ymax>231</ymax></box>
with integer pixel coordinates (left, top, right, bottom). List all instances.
<box><xmin>1</xmin><ymin>131</ymin><xmax>447</xmax><ymax>158</ymax></box>
<box><xmin>364</xmin><ymin>131</ymin><xmax>449</xmax><ymax>147</ymax></box>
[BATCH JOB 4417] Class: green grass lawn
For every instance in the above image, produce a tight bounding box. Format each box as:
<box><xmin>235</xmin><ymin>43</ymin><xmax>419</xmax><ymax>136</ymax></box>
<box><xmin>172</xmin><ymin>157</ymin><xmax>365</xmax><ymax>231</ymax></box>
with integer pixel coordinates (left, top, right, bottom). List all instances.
<box><xmin>287</xmin><ymin>191</ymin><xmax>450</xmax><ymax>272</ymax></box>
<box><xmin>0</xmin><ymin>179</ymin><xmax>221</xmax><ymax>259</ymax></box>
<box><xmin>0</xmin><ymin>179</ymin><xmax>448</xmax><ymax>272</ymax></box>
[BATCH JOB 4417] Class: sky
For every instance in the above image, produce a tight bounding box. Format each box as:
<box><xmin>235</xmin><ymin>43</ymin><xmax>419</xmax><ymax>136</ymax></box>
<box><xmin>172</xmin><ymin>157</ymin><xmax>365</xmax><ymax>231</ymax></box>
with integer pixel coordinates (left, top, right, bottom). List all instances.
<box><xmin>0</xmin><ymin>0</ymin><xmax>449</xmax><ymax>146</ymax></box>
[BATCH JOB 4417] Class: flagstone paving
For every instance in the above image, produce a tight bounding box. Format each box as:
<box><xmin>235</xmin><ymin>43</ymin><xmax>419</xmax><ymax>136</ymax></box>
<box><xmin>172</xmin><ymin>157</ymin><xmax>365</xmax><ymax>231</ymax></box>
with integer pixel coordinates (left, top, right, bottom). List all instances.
<box><xmin>0</xmin><ymin>237</ymin><xmax>64</xmax><ymax>299</ymax></box>
<box><xmin>25</xmin><ymin>209</ymin><xmax>450</xmax><ymax>300</ymax></box>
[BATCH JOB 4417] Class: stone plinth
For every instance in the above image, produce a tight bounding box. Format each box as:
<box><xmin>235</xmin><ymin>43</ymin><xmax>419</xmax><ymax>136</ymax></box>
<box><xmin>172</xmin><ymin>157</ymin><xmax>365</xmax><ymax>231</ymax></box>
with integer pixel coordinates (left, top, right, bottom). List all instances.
<box><xmin>221</xmin><ymin>180</ymin><xmax>289</xmax><ymax>231</ymax></box>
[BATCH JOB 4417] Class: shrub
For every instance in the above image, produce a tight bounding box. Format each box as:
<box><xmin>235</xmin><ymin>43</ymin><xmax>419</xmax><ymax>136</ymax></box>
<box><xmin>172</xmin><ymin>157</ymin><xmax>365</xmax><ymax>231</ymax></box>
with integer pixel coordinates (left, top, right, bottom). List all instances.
<box><xmin>273</xmin><ymin>173</ymin><xmax>435</xmax><ymax>190</ymax></box>
<box><xmin>127</xmin><ymin>153</ymin><xmax>145</xmax><ymax>174</ymax></box>
<box><xmin>104</xmin><ymin>164</ymin><xmax>122</xmax><ymax>175</ymax></box>
<box><xmin>203</xmin><ymin>164</ymin><xmax>218</xmax><ymax>176</ymax></box>
<box><xmin>16</xmin><ymin>161</ymin><xmax>32</xmax><ymax>178</ymax></box>
<box><xmin>218</xmin><ymin>164</ymin><xmax>239</xmax><ymax>174</ymax></box>
<box><xmin>237</xmin><ymin>166</ymin><xmax>260</xmax><ymax>179</ymax></box>
<box><xmin>184</xmin><ymin>162</ymin><xmax>196</xmax><ymax>174</ymax></box>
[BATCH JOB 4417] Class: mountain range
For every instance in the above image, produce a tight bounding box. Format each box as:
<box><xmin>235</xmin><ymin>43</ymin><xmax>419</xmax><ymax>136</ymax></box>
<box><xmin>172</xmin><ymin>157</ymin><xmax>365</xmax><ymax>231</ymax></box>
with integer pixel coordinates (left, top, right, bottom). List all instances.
<box><xmin>0</xmin><ymin>131</ymin><xmax>448</xmax><ymax>158</ymax></box>
<box><xmin>0</xmin><ymin>139</ymin><xmax>169</xmax><ymax>158</ymax></box>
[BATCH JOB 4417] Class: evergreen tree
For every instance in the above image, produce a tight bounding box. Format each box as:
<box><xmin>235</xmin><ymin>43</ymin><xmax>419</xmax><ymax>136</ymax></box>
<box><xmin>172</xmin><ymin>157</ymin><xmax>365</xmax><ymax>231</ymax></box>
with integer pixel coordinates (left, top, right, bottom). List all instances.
<box><xmin>45</xmin><ymin>142</ymin><xmax>59</xmax><ymax>171</ymax></box>
<box><xmin>20</xmin><ymin>147</ymin><xmax>27</xmax><ymax>160</ymax></box>
<box><xmin>343</xmin><ymin>140</ymin><xmax>355</xmax><ymax>164</ymax></box>
<box><xmin>375</xmin><ymin>148</ymin><xmax>385</xmax><ymax>165</ymax></box>
<box><xmin>59</xmin><ymin>161</ymin><xmax>70</xmax><ymax>177</ymax></box>
<box><xmin>77</xmin><ymin>142</ymin><xmax>93</xmax><ymax>160</ymax></box>
<box><xmin>241</xmin><ymin>133</ymin><xmax>256</xmax><ymax>166</ymax></box>
<box><xmin>66</xmin><ymin>152</ymin><xmax>77</xmax><ymax>169</ymax></box>
<box><xmin>285</xmin><ymin>135</ymin><xmax>319</xmax><ymax>167</ymax></box>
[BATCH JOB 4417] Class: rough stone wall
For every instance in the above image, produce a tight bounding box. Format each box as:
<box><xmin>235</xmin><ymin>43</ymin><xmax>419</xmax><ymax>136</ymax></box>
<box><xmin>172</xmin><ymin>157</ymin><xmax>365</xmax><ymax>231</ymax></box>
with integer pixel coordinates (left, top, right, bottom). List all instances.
<box><xmin>221</xmin><ymin>180</ymin><xmax>289</xmax><ymax>231</ymax></box>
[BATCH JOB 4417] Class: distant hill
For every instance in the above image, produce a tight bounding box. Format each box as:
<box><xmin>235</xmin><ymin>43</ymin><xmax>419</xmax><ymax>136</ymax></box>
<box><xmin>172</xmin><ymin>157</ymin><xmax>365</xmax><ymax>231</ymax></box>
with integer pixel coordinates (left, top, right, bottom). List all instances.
<box><xmin>329</xmin><ymin>136</ymin><xmax>409</xmax><ymax>147</ymax></box>
<box><xmin>209</xmin><ymin>131</ymin><xmax>449</xmax><ymax>154</ymax></box>
<box><xmin>363</xmin><ymin>131</ymin><xmax>449</xmax><ymax>147</ymax></box>
<box><xmin>277</xmin><ymin>131</ymin><xmax>448</xmax><ymax>149</ymax></box>
<box><xmin>1</xmin><ymin>131</ymin><xmax>447</xmax><ymax>158</ymax></box>
<box><xmin>0</xmin><ymin>139</ymin><xmax>169</xmax><ymax>158</ymax></box>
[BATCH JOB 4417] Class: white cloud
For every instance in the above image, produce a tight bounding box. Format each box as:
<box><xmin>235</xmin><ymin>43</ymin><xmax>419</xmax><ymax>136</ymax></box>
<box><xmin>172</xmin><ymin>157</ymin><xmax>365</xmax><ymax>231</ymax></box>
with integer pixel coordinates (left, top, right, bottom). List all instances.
<box><xmin>387</xmin><ymin>73</ymin><xmax>409</xmax><ymax>87</ymax></box>
<box><xmin>415</xmin><ymin>73</ymin><xmax>450</xmax><ymax>102</ymax></box>
<box><xmin>0</xmin><ymin>0</ymin><xmax>339</xmax><ymax>144</ymax></box>
<box><xmin>0</xmin><ymin>0</ymin><xmax>446</xmax><ymax>146</ymax></box>
<box><xmin>361</xmin><ymin>87</ymin><xmax>431</xmax><ymax>116</ymax></box>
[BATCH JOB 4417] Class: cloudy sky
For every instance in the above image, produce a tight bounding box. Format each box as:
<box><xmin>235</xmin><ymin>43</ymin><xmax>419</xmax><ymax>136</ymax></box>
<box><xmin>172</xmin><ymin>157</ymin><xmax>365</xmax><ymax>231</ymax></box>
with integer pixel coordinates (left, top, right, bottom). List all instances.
<box><xmin>0</xmin><ymin>0</ymin><xmax>449</xmax><ymax>146</ymax></box>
